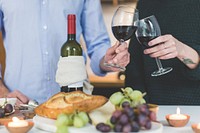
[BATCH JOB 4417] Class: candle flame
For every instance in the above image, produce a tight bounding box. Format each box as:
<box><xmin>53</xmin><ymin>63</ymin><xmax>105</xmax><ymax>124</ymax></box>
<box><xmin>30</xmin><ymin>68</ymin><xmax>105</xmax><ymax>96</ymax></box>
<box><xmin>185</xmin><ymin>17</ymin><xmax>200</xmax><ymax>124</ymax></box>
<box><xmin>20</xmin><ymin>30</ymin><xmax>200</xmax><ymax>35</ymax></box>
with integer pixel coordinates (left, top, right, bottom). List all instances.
<box><xmin>176</xmin><ymin>107</ymin><xmax>180</xmax><ymax>114</ymax></box>
<box><xmin>12</xmin><ymin>117</ymin><xmax>20</xmax><ymax>122</ymax></box>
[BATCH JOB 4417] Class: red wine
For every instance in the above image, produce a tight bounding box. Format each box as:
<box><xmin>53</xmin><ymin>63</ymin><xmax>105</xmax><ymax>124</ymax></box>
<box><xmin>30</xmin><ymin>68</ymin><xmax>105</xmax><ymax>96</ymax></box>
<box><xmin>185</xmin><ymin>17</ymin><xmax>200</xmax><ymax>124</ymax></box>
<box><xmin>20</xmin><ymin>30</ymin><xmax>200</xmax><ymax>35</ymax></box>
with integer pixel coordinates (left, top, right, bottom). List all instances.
<box><xmin>112</xmin><ymin>25</ymin><xmax>137</xmax><ymax>41</ymax></box>
<box><xmin>137</xmin><ymin>36</ymin><xmax>158</xmax><ymax>48</ymax></box>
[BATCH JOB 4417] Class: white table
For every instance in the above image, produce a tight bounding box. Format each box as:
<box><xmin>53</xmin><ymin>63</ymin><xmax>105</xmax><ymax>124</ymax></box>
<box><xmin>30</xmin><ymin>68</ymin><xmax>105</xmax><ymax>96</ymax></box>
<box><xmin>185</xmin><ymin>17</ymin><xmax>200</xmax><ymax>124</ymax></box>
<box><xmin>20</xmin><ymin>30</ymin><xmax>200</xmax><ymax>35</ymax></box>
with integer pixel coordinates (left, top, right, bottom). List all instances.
<box><xmin>0</xmin><ymin>105</ymin><xmax>199</xmax><ymax>133</ymax></box>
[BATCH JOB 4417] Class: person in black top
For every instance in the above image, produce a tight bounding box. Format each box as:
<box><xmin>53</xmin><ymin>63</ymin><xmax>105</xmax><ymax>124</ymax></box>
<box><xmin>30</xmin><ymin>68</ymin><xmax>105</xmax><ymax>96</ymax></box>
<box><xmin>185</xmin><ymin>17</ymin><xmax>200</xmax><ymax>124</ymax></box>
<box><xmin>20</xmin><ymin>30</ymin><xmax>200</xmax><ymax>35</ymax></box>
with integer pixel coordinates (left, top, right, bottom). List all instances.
<box><xmin>125</xmin><ymin>0</ymin><xmax>200</xmax><ymax>105</ymax></box>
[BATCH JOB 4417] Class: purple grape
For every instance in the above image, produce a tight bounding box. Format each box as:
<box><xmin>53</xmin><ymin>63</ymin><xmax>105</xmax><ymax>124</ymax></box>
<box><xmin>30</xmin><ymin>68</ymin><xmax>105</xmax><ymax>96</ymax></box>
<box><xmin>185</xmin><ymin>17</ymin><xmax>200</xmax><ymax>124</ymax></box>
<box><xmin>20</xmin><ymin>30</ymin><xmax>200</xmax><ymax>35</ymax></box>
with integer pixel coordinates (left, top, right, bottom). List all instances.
<box><xmin>122</xmin><ymin>123</ymin><xmax>132</xmax><ymax>133</ymax></box>
<box><xmin>96</xmin><ymin>123</ymin><xmax>111</xmax><ymax>132</ymax></box>
<box><xmin>104</xmin><ymin>125</ymin><xmax>111</xmax><ymax>132</ymax></box>
<box><xmin>101</xmin><ymin>125</ymin><xmax>111</xmax><ymax>132</ymax></box>
<box><xmin>138</xmin><ymin>104</ymin><xmax>150</xmax><ymax>116</ymax></box>
<box><xmin>112</xmin><ymin>110</ymin><xmax>122</xmax><ymax>119</ymax></box>
<box><xmin>4</xmin><ymin>104</ymin><xmax>13</xmax><ymax>113</ymax></box>
<box><xmin>110</xmin><ymin>115</ymin><xmax>118</xmax><ymax>124</ymax></box>
<box><xmin>123</xmin><ymin>107</ymin><xmax>135</xmax><ymax>119</ymax></box>
<box><xmin>144</xmin><ymin>119</ymin><xmax>152</xmax><ymax>129</ymax></box>
<box><xmin>113</xmin><ymin>123</ymin><xmax>123</xmax><ymax>132</ymax></box>
<box><xmin>121</xmin><ymin>101</ymin><xmax>130</xmax><ymax>108</ymax></box>
<box><xmin>119</xmin><ymin>113</ymin><xmax>129</xmax><ymax>125</ymax></box>
<box><xmin>137</xmin><ymin>113</ymin><xmax>148</xmax><ymax>127</ymax></box>
<box><xmin>96</xmin><ymin>123</ymin><xmax>105</xmax><ymax>130</ymax></box>
<box><xmin>100</xmin><ymin>125</ymin><xmax>111</xmax><ymax>132</ymax></box>
<box><xmin>131</xmin><ymin>121</ymin><xmax>140</xmax><ymax>132</ymax></box>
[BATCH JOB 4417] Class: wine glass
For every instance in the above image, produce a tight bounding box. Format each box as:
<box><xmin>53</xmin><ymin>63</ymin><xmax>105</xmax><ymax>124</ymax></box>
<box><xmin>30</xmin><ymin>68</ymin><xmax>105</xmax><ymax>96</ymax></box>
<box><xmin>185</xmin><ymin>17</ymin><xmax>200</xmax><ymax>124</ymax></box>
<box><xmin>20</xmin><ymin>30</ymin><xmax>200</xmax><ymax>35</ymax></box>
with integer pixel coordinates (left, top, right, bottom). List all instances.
<box><xmin>104</xmin><ymin>6</ymin><xmax>139</xmax><ymax>71</ymax></box>
<box><xmin>135</xmin><ymin>15</ymin><xmax>173</xmax><ymax>76</ymax></box>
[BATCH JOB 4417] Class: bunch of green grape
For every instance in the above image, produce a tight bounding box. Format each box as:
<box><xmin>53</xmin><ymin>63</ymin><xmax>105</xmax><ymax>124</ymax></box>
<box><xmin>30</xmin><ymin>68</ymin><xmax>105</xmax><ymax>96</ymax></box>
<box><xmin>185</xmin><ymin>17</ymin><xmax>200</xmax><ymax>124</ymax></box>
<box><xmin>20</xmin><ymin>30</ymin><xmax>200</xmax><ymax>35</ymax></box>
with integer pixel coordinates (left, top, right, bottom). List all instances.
<box><xmin>55</xmin><ymin>111</ymin><xmax>89</xmax><ymax>133</ymax></box>
<box><xmin>109</xmin><ymin>87</ymin><xmax>146</xmax><ymax>108</ymax></box>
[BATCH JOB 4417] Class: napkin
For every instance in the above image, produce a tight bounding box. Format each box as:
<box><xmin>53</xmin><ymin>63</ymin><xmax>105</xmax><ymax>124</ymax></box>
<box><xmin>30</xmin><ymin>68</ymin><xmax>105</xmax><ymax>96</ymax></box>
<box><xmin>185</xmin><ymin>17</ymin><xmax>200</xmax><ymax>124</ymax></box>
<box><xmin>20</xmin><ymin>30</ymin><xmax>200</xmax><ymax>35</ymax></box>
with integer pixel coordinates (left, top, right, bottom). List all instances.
<box><xmin>55</xmin><ymin>56</ymin><xmax>93</xmax><ymax>94</ymax></box>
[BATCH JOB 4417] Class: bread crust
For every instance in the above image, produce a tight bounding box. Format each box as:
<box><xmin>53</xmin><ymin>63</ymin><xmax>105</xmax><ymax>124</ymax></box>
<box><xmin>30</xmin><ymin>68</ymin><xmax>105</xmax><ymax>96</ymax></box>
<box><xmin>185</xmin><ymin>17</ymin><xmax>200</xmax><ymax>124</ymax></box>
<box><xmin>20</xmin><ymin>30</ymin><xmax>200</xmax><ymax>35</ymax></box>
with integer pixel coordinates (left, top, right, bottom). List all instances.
<box><xmin>34</xmin><ymin>91</ymin><xmax>108</xmax><ymax>119</ymax></box>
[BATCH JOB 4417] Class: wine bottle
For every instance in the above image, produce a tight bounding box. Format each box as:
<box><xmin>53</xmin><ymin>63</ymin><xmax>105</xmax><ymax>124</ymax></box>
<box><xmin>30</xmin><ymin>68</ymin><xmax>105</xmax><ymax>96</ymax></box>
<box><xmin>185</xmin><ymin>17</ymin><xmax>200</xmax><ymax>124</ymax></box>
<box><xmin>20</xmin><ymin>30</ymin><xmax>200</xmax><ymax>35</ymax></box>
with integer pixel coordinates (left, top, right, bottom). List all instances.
<box><xmin>60</xmin><ymin>14</ymin><xmax>83</xmax><ymax>92</ymax></box>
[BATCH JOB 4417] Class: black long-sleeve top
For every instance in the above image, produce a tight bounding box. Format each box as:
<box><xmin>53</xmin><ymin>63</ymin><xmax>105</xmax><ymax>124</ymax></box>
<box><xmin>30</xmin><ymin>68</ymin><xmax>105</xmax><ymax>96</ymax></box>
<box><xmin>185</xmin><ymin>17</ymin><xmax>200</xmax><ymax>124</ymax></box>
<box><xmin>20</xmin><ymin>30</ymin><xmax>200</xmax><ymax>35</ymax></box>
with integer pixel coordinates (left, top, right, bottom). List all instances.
<box><xmin>125</xmin><ymin>0</ymin><xmax>200</xmax><ymax>105</ymax></box>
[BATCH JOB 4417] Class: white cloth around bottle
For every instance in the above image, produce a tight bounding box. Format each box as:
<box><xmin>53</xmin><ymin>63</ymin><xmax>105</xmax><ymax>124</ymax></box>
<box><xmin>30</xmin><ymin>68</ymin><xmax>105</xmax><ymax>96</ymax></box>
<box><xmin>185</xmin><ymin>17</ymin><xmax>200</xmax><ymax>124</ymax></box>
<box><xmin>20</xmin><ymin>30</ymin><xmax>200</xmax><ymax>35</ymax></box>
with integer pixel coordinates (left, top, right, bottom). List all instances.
<box><xmin>55</xmin><ymin>56</ymin><xmax>93</xmax><ymax>93</ymax></box>
<box><xmin>56</xmin><ymin>56</ymin><xmax>86</xmax><ymax>87</ymax></box>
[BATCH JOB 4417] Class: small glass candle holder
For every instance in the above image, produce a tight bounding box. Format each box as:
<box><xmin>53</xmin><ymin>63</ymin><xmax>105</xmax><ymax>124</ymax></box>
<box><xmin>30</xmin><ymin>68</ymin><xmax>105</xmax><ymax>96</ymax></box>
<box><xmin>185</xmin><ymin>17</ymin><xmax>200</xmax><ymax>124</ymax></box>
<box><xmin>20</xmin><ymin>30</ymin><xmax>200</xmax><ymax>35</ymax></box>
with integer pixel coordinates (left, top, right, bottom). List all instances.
<box><xmin>5</xmin><ymin>117</ymin><xmax>34</xmax><ymax>133</ymax></box>
<box><xmin>166</xmin><ymin>107</ymin><xmax>190</xmax><ymax>127</ymax></box>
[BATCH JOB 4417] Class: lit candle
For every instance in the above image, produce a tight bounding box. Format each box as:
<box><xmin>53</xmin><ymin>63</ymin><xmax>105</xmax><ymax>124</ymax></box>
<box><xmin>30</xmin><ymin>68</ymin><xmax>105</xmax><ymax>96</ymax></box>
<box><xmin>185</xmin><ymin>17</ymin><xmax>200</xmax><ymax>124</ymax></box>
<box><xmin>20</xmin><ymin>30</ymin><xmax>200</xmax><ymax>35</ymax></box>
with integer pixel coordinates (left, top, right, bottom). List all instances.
<box><xmin>8</xmin><ymin>117</ymin><xmax>28</xmax><ymax>127</ymax></box>
<box><xmin>169</xmin><ymin>107</ymin><xmax>187</xmax><ymax>120</ymax></box>
<box><xmin>197</xmin><ymin>123</ymin><xmax>200</xmax><ymax>129</ymax></box>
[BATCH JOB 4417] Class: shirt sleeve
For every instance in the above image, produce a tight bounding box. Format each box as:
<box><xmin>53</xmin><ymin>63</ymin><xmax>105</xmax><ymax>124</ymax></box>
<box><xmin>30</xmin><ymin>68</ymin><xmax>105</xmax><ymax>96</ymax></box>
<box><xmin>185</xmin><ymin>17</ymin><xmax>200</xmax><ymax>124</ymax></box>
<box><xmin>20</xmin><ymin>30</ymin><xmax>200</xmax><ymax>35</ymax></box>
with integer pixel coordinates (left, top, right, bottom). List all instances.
<box><xmin>0</xmin><ymin>5</ymin><xmax>2</xmax><ymax>78</ymax></box>
<box><xmin>0</xmin><ymin>3</ymin><xmax>3</xmax><ymax>31</ymax></box>
<box><xmin>81</xmin><ymin>0</ymin><xmax>111</xmax><ymax>76</ymax></box>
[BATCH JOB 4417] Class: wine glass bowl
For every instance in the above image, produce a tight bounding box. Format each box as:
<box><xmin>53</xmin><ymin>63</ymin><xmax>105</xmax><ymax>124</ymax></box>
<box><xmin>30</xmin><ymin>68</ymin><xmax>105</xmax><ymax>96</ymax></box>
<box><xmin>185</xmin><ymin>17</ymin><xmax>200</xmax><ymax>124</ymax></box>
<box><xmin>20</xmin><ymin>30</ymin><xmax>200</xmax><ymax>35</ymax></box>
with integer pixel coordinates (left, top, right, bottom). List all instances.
<box><xmin>111</xmin><ymin>6</ymin><xmax>138</xmax><ymax>42</ymax></box>
<box><xmin>104</xmin><ymin>6</ymin><xmax>139</xmax><ymax>71</ymax></box>
<box><xmin>135</xmin><ymin>15</ymin><xmax>173</xmax><ymax>76</ymax></box>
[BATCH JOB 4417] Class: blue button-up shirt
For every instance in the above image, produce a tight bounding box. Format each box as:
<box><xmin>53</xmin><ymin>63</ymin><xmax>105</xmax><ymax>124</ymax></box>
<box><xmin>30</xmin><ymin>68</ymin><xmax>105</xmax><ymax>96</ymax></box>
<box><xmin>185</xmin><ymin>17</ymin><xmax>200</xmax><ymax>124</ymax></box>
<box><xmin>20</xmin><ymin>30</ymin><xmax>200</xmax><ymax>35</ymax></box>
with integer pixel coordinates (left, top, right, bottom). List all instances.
<box><xmin>0</xmin><ymin>0</ymin><xmax>110</xmax><ymax>103</ymax></box>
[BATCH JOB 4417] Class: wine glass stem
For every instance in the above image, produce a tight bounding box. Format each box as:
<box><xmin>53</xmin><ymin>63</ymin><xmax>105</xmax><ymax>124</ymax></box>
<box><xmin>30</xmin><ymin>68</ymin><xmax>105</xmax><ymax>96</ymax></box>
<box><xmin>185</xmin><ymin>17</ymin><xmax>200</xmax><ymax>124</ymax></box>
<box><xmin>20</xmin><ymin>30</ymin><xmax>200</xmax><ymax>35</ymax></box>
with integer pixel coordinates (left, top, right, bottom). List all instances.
<box><xmin>155</xmin><ymin>57</ymin><xmax>164</xmax><ymax>71</ymax></box>
<box><xmin>119</xmin><ymin>39</ymin><xmax>124</xmax><ymax>45</ymax></box>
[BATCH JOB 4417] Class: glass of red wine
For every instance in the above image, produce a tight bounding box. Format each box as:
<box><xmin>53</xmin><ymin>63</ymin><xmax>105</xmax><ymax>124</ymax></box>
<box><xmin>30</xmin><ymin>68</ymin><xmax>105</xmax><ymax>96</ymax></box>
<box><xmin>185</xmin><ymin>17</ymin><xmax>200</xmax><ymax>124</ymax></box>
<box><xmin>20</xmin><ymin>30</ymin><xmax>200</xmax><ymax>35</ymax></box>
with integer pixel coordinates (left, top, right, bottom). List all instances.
<box><xmin>136</xmin><ymin>15</ymin><xmax>173</xmax><ymax>76</ymax></box>
<box><xmin>104</xmin><ymin>6</ymin><xmax>139</xmax><ymax>71</ymax></box>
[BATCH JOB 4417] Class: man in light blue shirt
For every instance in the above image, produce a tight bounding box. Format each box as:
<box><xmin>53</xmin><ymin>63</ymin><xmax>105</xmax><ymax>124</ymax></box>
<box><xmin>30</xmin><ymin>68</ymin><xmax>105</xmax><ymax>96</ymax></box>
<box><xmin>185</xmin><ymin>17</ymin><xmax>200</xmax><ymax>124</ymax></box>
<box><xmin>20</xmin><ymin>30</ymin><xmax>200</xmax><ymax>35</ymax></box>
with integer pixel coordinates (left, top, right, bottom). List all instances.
<box><xmin>0</xmin><ymin>0</ymin><xmax>130</xmax><ymax>104</ymax></box>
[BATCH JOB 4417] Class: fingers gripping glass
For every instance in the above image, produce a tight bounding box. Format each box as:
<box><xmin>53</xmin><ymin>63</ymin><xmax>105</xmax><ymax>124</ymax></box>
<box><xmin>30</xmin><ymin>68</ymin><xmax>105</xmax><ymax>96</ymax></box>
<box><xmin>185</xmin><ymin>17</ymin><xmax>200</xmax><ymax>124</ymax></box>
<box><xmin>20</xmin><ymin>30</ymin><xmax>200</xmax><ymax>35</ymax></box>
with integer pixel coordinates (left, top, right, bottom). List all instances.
<box><xmin>135</xmin><ymin>15</ymin><xmax>173</xmax><ymax>76</ymax></box>
<box><xmin>104</xmin><ymin>6</ymin><xmax>139</xmax><ymax>71</ymax></box>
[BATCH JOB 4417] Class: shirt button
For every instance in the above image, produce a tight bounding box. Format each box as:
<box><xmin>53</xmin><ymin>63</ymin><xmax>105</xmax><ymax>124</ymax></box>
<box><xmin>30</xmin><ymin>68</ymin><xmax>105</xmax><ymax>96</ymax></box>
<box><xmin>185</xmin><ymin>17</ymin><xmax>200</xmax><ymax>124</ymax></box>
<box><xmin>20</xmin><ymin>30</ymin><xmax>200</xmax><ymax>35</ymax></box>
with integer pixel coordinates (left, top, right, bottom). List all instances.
<box><xmin>45</xmin><ymin>51</ymin><xmax>49</xmax><ymax>55</ymax></box>
<box><xmin>43</xmin><ymin>25</ymin><xmax>47</xmax><ymax>30</ymax></box>
<box><xmin>47</xmin><ymin>77</ymin><xmax>50</xmax><ymax>81</ymax></box>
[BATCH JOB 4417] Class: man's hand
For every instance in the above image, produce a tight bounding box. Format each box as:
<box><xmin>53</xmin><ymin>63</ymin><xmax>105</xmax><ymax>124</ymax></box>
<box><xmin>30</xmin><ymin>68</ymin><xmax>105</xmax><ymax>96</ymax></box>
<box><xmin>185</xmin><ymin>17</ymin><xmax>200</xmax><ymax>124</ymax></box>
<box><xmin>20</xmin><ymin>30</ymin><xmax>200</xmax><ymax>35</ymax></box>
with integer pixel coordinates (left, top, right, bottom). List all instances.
<box><xmin>7</xmin><ymin>90</ymin><xmax>29</xmax><ymax>105</ymax></box>
<box><xmin>100</xmin><ymin>41</ymin><xmax>130</xmax><ymax>72</ymax></box>
<box><xmin>0</xmin><ymin>79</ymin><xmax>29</xmax><ymax>105</ymax></box>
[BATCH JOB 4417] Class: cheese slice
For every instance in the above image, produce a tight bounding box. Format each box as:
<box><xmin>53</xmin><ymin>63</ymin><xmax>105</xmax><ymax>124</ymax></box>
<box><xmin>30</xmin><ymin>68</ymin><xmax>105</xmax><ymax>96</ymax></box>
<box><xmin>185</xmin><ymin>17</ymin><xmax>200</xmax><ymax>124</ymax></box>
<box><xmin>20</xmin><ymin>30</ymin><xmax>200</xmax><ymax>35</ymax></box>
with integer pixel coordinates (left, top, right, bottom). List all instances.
<box><xmin>89</xmin><ymin>101</ymin><xmax>115</xmax><ymax>125</ymax></box>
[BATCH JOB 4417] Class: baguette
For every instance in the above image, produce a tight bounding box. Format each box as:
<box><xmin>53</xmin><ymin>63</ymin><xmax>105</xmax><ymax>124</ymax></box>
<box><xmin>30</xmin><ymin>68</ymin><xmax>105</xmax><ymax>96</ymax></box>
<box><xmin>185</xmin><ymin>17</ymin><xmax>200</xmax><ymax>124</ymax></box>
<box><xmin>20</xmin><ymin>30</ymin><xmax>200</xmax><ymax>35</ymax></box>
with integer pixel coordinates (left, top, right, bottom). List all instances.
<box><xmin>34</xmin><ymin>91</ymin><xmax>108</xmax><ymax>119</ymax></box>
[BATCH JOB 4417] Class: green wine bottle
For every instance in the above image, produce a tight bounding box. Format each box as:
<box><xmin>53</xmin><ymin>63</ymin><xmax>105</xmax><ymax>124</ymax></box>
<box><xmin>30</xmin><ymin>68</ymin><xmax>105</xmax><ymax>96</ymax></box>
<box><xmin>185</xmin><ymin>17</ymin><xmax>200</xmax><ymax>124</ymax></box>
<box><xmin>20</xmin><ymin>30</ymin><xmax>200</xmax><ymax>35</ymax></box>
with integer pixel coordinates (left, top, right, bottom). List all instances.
<box><xmin>61</xmin><ymin>14</ymin><xmax>82</xmax><ymax>57</ymax></box>
<box><xmin>60</xmin><ymin>14</ymin><xmax>83</xmax><ymax>92</ymax></box>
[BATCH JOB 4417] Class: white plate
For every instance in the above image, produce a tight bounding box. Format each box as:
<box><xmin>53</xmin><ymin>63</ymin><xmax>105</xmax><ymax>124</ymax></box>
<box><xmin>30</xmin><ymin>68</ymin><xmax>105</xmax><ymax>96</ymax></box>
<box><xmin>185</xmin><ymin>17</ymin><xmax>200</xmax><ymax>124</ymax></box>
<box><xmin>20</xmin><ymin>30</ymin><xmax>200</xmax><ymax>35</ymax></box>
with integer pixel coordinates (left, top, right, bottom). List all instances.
<box><xmin>33</xmin><ymin>115</ymin><xmax>99</xmax><ymax>133</ymax></box>
<box><xmin>138</xmin><ymin>122</ymin><xmax>163</xmax><ymax>133</ymax></box>
<box><xmin>33</xmin><ymin>115</ymin><xmax>163</xmax><ymax>133</ymax></box>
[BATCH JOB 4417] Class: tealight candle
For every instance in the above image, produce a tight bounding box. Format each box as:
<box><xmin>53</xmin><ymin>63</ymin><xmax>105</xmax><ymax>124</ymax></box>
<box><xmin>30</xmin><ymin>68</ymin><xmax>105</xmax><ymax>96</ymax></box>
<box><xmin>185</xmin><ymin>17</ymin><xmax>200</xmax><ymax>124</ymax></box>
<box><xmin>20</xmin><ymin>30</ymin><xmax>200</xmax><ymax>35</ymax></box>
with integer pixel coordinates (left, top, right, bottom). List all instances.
<box><xmin>169</xmin><ymin>107</ymin><xmax>187</xmax><ymax>120</ymax></box>
<box><xmin>8</xmin><ymin>117</ymin><xmax>28</xmax><ymax>127</ymax></box>
<box><xmin>192</xmin><ymin>123</ymin><xmax>200</xmax><ymax>133</ymax></box>
<box><xmin>166</xmin><ymin>107</ymin><xmax>190</xmax><ymax>127</ymax></box>
<box><xmin>5</xmin><ymin>117</ymin><xmax>34</xmax><ymax>133</ymax></box>
<box><xmin>197</xmin><ymin>123</ymin><xmax>200</xmax><ymax>129</ymax></box>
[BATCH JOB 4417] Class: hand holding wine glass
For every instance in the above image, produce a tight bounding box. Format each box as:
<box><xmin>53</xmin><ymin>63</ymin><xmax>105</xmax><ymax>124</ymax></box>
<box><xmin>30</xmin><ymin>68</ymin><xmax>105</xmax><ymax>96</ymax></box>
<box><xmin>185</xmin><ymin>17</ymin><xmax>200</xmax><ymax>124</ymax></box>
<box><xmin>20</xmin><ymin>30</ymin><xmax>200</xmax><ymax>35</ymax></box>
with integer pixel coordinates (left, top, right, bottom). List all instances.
<box><xmin>135</xmin><ymin>15</ymin><xmax>173</xmax><ymax>76</ymax></box>
<box><xmin>104</xmin><ymin>6</ymin><xmax>139</xmax><ymax>71</ymax></box>
<box><xmin>102</xmin><ymin>41</ymin><xmax>130</xmax><ymax>72</ymax></box>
